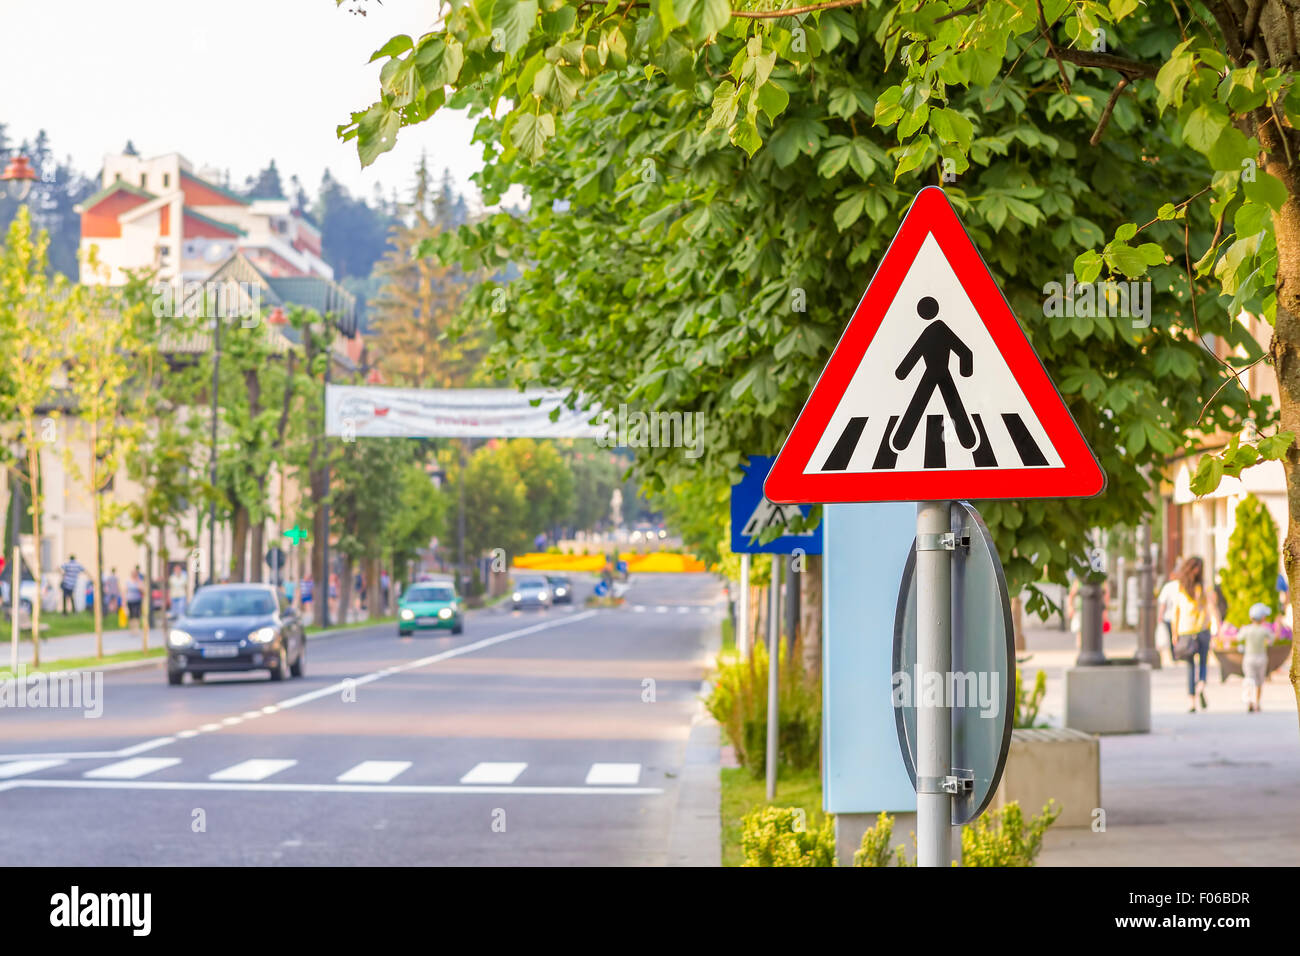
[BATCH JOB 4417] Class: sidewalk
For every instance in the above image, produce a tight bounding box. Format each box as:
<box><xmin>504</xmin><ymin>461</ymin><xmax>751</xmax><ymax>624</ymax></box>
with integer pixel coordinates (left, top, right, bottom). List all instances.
<box><xmin>5</xmin><ymin>626</ymin><xmax>165</xmax><ymax>666</ymax></box>
<box><xmin>1018</xmin><ymin>624</ymin><xmax>1300</xmax><ymax>866</ymax></box>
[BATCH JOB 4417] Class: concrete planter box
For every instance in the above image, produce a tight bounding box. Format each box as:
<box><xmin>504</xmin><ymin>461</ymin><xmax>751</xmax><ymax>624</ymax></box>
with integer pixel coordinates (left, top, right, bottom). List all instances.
<box><xmin>1064</xmin><ymin>663</ymin><xmax>1151</xmax><ymax>734</ymax></box>
<box><xmin>990</xmin><ymin>728</ymin><xmax>1100</xmax><ymax>828</ymax></box>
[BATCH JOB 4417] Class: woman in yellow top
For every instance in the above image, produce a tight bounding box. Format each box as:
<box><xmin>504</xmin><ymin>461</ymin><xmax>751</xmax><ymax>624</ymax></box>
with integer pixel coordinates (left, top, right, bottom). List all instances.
<box><xmin>1169</xmin><ymin>556</ymin><xmax>1219</xmax><ymax>713</ymax></box>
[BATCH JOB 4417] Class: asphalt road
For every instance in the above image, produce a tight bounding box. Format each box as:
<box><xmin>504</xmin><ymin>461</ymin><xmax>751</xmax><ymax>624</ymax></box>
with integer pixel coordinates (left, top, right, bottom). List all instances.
<box><xmin>0</xmin><ymin>573</ymin><xmax>725</xmax><ymax>866</ymax></box>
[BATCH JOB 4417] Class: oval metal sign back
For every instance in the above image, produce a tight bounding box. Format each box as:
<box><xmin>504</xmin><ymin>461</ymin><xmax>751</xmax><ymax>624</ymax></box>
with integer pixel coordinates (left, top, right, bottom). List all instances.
<box><xmin>893</xmin><ymin>500</ymin><xmax>1015</xmax><ymax>825</ymax></box>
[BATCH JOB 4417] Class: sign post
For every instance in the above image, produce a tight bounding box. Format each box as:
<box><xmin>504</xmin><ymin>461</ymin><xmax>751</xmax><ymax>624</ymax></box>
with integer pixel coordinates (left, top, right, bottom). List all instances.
<box><xmin>765</xmin><ymin>187</ymin><xmax>1104</xmax><ymax>865</ymax></box>
<box><xmin>737</xmin><ymin>553</ymin><xmax>750</xmax><ymax>660</ymax></box>
<box><xmin>766</xmin><ymin>553</ymin><xmax>780</xmax><ymax>801</ymax></box>
<box><xmin>914</xmin><ymin>500</ymin><xmax>953</xmax><ymax>865</ymax></box>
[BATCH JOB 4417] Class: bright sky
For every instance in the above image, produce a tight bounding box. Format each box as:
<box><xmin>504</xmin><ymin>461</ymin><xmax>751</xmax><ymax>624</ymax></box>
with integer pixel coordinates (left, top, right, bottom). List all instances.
<box><xmin>0</xmin><ymin>0</ymin><xmax>489</xmax><ymax>207</ymax></box>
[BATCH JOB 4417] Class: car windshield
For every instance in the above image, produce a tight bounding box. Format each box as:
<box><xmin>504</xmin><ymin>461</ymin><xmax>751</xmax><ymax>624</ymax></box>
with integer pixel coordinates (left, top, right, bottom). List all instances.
<box><xmin>517</xmin><ymin>578</ymin><xmax>547</xmax><ymax>589</ymax></box>
<box><xmin>547</xmin><ymin>577</ymin><xmax>569</xmax><ymax>586</ymax></box>
<box><xmin>406</xmin><ymin>586</ymin><xmax>454</xmax><ymax>602</ymax></box>
<box><xmin>187</xmin><ymin>588</ymin><xmax>276</xmax><ymax>618</ymax></box>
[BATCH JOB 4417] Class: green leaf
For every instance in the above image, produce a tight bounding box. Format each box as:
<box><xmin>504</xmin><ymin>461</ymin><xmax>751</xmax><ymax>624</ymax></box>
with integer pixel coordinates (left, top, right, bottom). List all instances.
<box><xmin>1183</xmin><ymin>104</ymin><xmax>1229</xmax><ymax>153</ymax></box>
<box><xmin>1190</xmin><ymin>454</ymin><xmax>1225</xmax><ymax>497</ymax></box>
<box><xmin>1073</xmin><ymin>249</ymin><xmax>1104</xmax><ymax>284</ymax></box>
<box><xmin>370</xmin><ymin>35</ymin><xmax>413</xmax><ymax>63</ymax></box>
<box><xmin>510</xmin><ymin>110</ymin><xmax>555</xmax><ymax>159</ymax></box>
<box><xmin>929</xmin><ymin>107</ymin><xmax>973</xmax><ymax>150</ymax></box>
<box><xmin>1244</xmin><ymin>171</ymin><xmax>1287</xmax><ymax>210</ymax></box>
<box><xmin>674</xmin><ymin>0</ymin><xmax>731</xmax><ymax>42</ymax></box>
<box><xmin>416</xmin><ymin>37</ymin><xmax>465</xmax><ymax>88</ymax></box>
<box><xmin>491</xmin><ymin>0</ymin><xmax>540</xmax><ymax>56</ymax></box>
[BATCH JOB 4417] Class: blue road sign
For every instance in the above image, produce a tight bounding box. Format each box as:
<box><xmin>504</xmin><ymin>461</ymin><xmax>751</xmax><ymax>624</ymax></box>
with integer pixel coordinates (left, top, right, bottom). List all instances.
<box><xmin>730</xmin><ymin>455</ymin><xmax>823</xmax><ymax>555</ymax></box>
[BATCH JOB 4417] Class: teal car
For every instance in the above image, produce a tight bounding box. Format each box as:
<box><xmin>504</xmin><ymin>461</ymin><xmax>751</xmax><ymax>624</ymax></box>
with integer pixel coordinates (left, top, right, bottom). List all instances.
<box><xmin>398</xmin><ymin>582</ymin><xmax>464</xmax><ymax>636</ymax></box>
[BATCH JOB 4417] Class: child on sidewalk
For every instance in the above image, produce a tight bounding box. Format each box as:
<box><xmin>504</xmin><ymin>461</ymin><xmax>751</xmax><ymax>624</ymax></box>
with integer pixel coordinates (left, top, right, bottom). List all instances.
<box><xmin>1238</xmin><ymin>602</ymin><xmax>1273</xmax><ymax>713</ymax></box>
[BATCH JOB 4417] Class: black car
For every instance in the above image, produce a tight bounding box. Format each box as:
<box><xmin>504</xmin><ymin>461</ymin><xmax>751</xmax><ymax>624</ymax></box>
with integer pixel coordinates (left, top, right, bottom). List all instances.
<box><xmin>166</xmin><ymin>584</ymin><xmax>306</xmax><ymax>685</ymax></box>
<box><xmin>546</xmin><ymin>575</ymin><xmax>574</xmax><ymax>604</ymax></box>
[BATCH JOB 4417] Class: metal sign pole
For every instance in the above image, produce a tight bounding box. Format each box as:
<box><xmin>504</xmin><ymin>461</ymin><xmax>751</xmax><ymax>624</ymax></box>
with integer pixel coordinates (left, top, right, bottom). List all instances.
<box><xmin>915</xmin><ymin>500</ymin><xmax>953</xmax><ymax>866</ymax></box>
<box><xmin>765</xmin><ymin>553</ymin><xmax>781</xmax><ymax>801</ymax></box>
<box><xmin>737</xmin><ymin>553</ymin><xmax>750</xmax><ymax>660</ymax></box>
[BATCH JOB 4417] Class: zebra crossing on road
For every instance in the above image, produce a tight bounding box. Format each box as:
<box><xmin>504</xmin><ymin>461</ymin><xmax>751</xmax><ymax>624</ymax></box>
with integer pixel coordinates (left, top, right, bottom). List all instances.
<box><xmin>0</xmin><ymin>755</ymin><xmax>652</xmax><ymax>790</ymax></box>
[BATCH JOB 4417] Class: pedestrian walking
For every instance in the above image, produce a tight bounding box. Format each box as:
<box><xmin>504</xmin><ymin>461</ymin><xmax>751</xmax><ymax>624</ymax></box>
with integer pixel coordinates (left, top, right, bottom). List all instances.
<box><xmin>1238</xmin><ymin>602</ymin><xmax>1273</xmax><ymax>713</ymax></box>
<box><xmin>168</xmin><ymin>565</ymin><xmax>188</xmax><ymax>619</ymax></box>
<box><xmin>59</xmin><ymin>554</ymin><xmax>85</xmax><ymax>615</ymax></box>
<box><xmin>125</xmin><ymin>567</ymin><xmax>144</xmax><ymax>633</ymax></box>
<box><xmin>1155</xmin><ymin>569</ymin><xmax>1181</xmax><ymax>653</ymax></box>
<box><xmin>103</xmin><ymin>567</ymin><xmax>121</xmax><ymax>615</ymax></box>
<box><xmin>1169</xmin><ymin>556</ymin><xmax>1218</xmax><ymax>713</ymax></box>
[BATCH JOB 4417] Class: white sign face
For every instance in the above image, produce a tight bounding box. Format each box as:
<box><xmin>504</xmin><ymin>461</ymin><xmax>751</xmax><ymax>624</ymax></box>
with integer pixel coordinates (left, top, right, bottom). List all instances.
<box><xmin>803</xmin><ymin>233</ymin><xmax>1062</xmax><ymax>476</ymax></box>
<box><xmin>325</xmin><ymin>385</ymin><xmax>603</xmax><ymax>439</ymax></box>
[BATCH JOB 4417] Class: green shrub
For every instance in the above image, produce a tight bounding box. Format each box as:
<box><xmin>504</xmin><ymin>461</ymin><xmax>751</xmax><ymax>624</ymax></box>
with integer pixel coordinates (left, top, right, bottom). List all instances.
<box><xmin>1014</xmin><ymin>669</ymin><xmax>1048</xmax><ymax>728</ymax></box>
<box><xmin>852</xmin><ymin>801</ymin><xmax>1059</xmax><ymax>866</ymax></box>
<box><xmin>1220</xmin><ymin>493</ymin><xmax>1281</xmax><ymax>627</ymax></box>
<box><xmin>959</xmin><ymin>800</ymin><xmax>1060</xmax><ymax>867</ymax></box>
<box><xmin>706</xmin><ymin>637</ymin><xmax>820</xmax><ymax>778</ymax></box>
<box><xmin>853</xmin><ymin>811</ymin><xmax>913</xmax><ymax>867</ymax></box>
<box><xmin>740</xmin><ymin>806</ymin><xmax>836</xmax><ymax>867</ymax></box>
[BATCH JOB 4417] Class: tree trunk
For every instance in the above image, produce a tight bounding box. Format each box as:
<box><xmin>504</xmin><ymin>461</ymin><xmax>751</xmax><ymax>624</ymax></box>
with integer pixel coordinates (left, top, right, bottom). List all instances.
<box><xmin>143</xmin><ymin>539</ymin><xmax>153</xmax><ymax>652</ymax></box>
<box><xmin>1263</xmin><ymin>117</ymin><xmax>1300</xmax><ymax>726</ymax></box>
<box><xmin>800</xmin><ymin>553</ymin><xmax>822</xmax><ymax>675</ymax></box>
<box><xmin>90</xmin><ymin>430</ymin><xmax>103</xmax><ymax>659</ymax></box>
<box><xmin>338</xmin><ymin>554</ymin><xmax>354</xmax><ymax>625</ymax></box>
<box><xmin>250</xmin><ymin>518</ymin><xmax>265</xmax><ymax>584</ymax></box>
<box><xmin>26</xmin><ymin>433</ymin><xmax>41</xmax><ymax>668</ymax></box>
<box><xmin>311</xmin><ymin>501</ymin><xmax>327</xmax><ymax>628</ymax></box>
<box><xmin>231</xmin><ymin>504</ymin><xmax>249</xmax><ymax>582</ymax></box>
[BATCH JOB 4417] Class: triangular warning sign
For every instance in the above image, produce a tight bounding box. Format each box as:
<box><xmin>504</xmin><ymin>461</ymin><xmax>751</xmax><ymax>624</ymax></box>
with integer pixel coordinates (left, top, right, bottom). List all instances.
<box><xmin>765</xmin><ymin>187</ymin><xmax>1104</xmax><ymax>504</ymax></box>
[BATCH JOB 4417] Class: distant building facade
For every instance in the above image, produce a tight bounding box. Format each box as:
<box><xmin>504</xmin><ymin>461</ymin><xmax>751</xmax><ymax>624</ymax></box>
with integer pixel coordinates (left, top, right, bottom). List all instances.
<box><xmin>75</xmin><ymin>151</ymin><xmax>331</xmax><ymax>285</ymax></box>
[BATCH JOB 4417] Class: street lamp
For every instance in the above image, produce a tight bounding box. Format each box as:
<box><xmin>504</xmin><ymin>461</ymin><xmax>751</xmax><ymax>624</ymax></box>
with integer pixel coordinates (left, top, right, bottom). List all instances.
<box><xmin>1</xmin><ymin>155</ymin><xmax>37</xmax><ymax>202</ymax></box>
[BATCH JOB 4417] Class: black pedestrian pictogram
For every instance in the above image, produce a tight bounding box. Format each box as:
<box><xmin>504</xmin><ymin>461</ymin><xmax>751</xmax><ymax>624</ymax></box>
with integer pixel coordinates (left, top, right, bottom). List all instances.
<box><xmin>891</xmin><ymin>296</ymin><xmax>976</xmax><ymax>452</ymax></box>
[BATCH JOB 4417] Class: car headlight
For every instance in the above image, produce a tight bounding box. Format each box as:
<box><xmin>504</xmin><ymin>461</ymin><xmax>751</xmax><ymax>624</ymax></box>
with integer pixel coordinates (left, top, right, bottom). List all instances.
<box><xmin>555</xmin><ymin>587</ymin><xmax>566</xmax><ymax>596</ymax></box>
<box><xmin>438</xmin><ymin>607</ymin><xmax>452</xmax><ymax>619</ymax></box>
<box><xmin>249</xmin><ymin>626</ymin><xmax>277</xmax><ymax>644</ymax></box>
<box><xmin>400</xmin><ymin>608</ymin><xmax>415</xmax><ymax>620</ymax></box>
<box><xmin>513</xmin><ymin>592</ymin><xmax>522</xmax><ymax>602</ymax></box>
<box><xmin>168</xmin><ymin>629</ymin><xmax>193</xmax><ymax>648</ymax></box>
<box><xmin>538</xmin><ymin>591</ymin><xmax>550</xmax><ymax>601</ymax></box>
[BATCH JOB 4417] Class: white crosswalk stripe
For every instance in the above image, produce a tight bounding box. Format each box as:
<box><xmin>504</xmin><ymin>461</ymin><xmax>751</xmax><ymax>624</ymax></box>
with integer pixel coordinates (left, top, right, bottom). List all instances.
<box><xmin>585</xmin><ymin>763</ymin><xmax>642</xmax><ymax>785</ymax></box>
<box><xmin>459</xmin><ymin>762</ymin><xmax>527</xmax><ymax>785</ymax></box>
<box><xmin>336</xmin><ymin>760</ymin><xmax>412</xmax><ymax>784</ymax></box>
<box><xmin>84</xmin><ymin>757</ymin><xmax>181</xmax><ymax>779</ymax></box>
<box><xmin>0</xmin><ymin>758</ymin><xmax>67</xmax><ymax>778</ymax></box>
<box><xmin>208</xmin><ymin>759</ymin><xmax>297</xmax><ymax>782</ymax></box>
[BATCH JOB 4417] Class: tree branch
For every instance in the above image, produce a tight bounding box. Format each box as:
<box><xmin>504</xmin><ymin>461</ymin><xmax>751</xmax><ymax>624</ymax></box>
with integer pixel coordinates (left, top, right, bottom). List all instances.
<box><xmin>730</xmin><ymin>0</ymin><xmax>865</xmax><ymax>19</ymax></box>
<box><xmin>1090</xmin><ymin>76</ymin><xmax>1129</xmax><ymax>145</ymax></box>
<box><xmin>1053</xmin><ymin>48</ymin><xmax>1160</xmax><ymax>78</ymax></box>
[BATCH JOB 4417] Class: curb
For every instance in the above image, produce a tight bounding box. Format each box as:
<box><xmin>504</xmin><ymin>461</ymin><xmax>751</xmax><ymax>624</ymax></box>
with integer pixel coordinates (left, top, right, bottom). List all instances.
<box><xmin>666</xmin><ymin>620</ymin><xmax>724</xmax><ymax>867</ymax></box>
<box><xmin>0</xmin><ymin>653</ymin><xmax>166</xmax><ymax>686</ymax></box>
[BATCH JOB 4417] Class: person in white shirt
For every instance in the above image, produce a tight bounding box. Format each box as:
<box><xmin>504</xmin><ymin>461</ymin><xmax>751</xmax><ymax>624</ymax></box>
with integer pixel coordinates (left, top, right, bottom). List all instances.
<box><xmin>1155</xmin><ymin>572</ymin><xmax>1181</xmax><ymax>652</ymax></box>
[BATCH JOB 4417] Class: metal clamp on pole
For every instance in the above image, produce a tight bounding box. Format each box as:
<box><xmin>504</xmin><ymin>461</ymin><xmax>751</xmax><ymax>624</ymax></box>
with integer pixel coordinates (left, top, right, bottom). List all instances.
<box><xmin>916</xmin><ymin>769</ymin><xmax>975</xmax><ymax>795</ymax></box>
<box><xmin>916</xmin><ymin>531</ymin><xmax>956</xmax><ymax>552</ymax></box>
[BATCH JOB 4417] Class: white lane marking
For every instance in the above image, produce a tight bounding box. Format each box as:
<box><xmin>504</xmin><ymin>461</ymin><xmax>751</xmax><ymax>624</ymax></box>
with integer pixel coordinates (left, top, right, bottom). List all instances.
<box><xmin>0</xmin><ymin>758</ymin><xmax>67</xmax><ymax>778</ymax></box>
<box><xmin>585</xmin><ymin>762</ymin><xmax>642</xmax><ymax>785</ymax></box>
<box><xmin>0</xmin><ymin>778</ymin><xmax>663</xmax><ymax>796</ymax></box>
<box><xmin>460</xmin><ymin>762</ymin><xmax>527</xmax><ymax>785</ymax></box>
<box><xmin>220</xmin><ymin>717</ymin><xmax>242</xmax><ymax>726</ymax></box>
<box><xmin>84</xmin><ymin>757</ymin><xmax>182</xmax><ymax>780</ymax></box>
<box><xmin>633</xmin><ymin>605</ymin><xmax>646</xmax><ymax>613</ymax></box>
<box><xmin>241</xmin><ymin>711</ymin><xmax>263</xmax><ymax>720</ymax></box>
<box><xmin>336</xmin><ymin>760</ymin><xmax>412</xmax><ymax>784</ymax></box>
<box><xmin>0</xmin><ymin>611</ymin><xmax>603</xmax><ymax>762</ymax></box>
<box><xmin>0</xmin><ymin>736</ymin><xmax>176</xmax><ymax>763</ymax></box>
<box><xmin>176</xmin><ymin>730</ymin><xmax>199</xmax><ymax>739</ymax></box>
<box><xmin>655</xmin><ymin>606</ymin><xmax>668</xmax><ymax>613</ymax></box>
<box><xmin>677</xmin><ymin>606</ymin><xmax>689</xmax><ymax>614</ymax></box>
<box><xmin>209</xmin><ymin>759</ymin><xmax>298</xmax><ymax>782</ymax></box>
<box><xmin>273</xmin><ymin>611</ymin><xmax>599</xmax><ymax>714</ymax></box>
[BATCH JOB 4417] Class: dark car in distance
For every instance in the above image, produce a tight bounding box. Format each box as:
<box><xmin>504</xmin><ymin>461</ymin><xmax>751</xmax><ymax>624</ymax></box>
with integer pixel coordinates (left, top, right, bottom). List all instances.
<box><xmin>166</xmin><ymin>584</ymin><xmax>306</xmax><ymax>685</ymax></box>
<box><xmin>546</xmin><ymin>575</ymin><xmax>574</xmax><ymax>604</ymax></box>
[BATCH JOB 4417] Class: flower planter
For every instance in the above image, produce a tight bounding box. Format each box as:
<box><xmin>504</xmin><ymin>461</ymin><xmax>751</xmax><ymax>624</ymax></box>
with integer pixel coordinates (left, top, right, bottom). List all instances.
<box><xmin>1212</xmin><ymin>642</ymin><xmax>1292</xmax><ymax>682</ymax></box>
